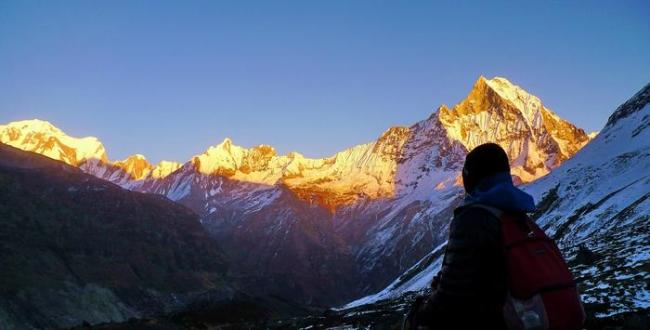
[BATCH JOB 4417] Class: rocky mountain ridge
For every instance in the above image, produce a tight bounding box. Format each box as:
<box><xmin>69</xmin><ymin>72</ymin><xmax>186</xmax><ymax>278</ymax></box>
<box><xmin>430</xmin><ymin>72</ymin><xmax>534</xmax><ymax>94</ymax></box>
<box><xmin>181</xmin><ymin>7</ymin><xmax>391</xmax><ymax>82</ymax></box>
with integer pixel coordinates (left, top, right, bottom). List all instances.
<box><xmin>1</xmin><ymin>77</ymin><xmax>591</xmax><ymax>210</ymax></box>
<box><xmin>0</xmin><ymin>76</ymin><xmax>593</xmax><ymax>306</ymax></box>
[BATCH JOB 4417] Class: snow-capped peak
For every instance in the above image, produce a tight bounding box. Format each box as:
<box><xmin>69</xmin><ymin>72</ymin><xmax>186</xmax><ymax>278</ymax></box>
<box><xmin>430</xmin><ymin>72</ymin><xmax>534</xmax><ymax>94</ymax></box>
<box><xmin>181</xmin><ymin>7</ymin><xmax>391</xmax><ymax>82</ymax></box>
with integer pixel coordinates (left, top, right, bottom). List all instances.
<box><xmin>2</xmin><ymin>119</ymin><xmax>63</xmax><ymax>135</ymax></box>
<box><xmin>481</xmin><ymin>76</ymin><xmax>544</xmax><ymax>124</ymax></box>
<box><xmin>110</xmin><ymin>154</ymin><xmax>181</xmax><ymax>180</ymax></box>
<box><xmin>0</xmin><ymin>76</ymin><xmax>593</xmax><ymax>210</ymax></box>
<box><xmin>437</xmin><ymin>76</ymin><xmax>591</xmax><ymax>182</ymax></box>
<box><xmin>129</xmin><ymin>153</ymin><xmax>147</xmax><ymax>160</ymax></box>
<box><xmin>0</xmin><ymin>119</ymin><xmax>108</xmax><ymax>165</ymax></box>
<box><xmin>152</xmin><ymin>160</ymin><xmax>182</xmax><ymax>178</ymax></box>
<box><xmin>218</xmin><ymin>137</ymin><xmax>233</xmax><ymax>149</ymax></box>
<box><xmin>193</xmin><ymin>138</ymin><xmax>250</xmax><ymax>176</ymax></box>
<box><xmin>113</xmin><ymin>154</ymin><xmax>154</xmax><ymax>180</ymax></box>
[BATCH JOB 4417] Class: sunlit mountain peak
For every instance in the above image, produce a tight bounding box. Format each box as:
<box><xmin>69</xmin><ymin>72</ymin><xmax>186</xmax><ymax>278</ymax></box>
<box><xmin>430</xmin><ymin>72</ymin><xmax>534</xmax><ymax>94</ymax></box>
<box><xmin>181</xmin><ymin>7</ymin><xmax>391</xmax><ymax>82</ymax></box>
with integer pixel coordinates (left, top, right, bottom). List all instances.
<box><xmin>1</xmin><ymin>76</ymin><xmax>593</xmax><ymax>210</ymax></box>
<box><xmin>0</xmin><ymin>119</ymin><xmax>108</xmax><ymax>165</ymax></box>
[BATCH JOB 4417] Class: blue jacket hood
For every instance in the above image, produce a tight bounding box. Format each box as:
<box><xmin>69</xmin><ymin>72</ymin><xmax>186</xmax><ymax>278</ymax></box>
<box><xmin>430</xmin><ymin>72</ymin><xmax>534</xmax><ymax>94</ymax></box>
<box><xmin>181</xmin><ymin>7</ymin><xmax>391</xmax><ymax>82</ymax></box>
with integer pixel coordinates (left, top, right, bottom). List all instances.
<box><xmin>463</xmin><ymin>172</ymin><xmax>536</xmax><ymax>213</ymax></box>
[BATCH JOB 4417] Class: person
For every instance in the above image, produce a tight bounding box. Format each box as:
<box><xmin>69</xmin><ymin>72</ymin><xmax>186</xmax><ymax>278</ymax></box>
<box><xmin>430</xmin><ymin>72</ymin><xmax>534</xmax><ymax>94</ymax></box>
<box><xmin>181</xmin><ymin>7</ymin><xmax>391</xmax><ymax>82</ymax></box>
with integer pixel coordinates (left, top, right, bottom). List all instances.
<box><xmin>405</xmin><ymin>143</ymin><xmax>536</xmax><ymax>329</ymax></box>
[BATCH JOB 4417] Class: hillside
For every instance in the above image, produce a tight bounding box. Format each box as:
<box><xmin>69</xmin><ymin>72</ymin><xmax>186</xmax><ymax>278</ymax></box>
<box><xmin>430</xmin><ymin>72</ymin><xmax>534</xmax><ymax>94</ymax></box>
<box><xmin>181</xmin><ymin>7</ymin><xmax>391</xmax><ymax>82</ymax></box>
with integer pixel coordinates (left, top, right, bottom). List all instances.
<box><xmin>0</xmin><ymin>144</ymin><xmax>233</xmax><ymax>328</ymax></box>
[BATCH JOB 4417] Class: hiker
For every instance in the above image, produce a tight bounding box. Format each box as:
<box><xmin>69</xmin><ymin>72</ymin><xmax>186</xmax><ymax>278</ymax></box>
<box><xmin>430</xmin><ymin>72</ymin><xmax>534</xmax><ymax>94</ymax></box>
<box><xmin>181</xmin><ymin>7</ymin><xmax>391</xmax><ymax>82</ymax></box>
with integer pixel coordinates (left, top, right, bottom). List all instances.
<box><xmin>404</xmin><ymin>143</ymin><xmax>584</xmax><ymax>330</ymax></box>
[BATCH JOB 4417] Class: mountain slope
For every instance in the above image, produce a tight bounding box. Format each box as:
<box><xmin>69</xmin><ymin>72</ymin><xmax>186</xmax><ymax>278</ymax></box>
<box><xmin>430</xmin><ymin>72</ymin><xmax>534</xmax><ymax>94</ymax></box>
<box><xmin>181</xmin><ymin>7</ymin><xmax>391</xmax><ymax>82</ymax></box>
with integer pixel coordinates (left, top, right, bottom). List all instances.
<box><xmin>525</xmin><ymin>82</ymin><xmax>650</xmax><ymax>316</ymax></box>
<box><xmin>0</xmin><ymin>76</ymin><xmax>593</xmax><ymax>306</ymax></box>
<box><xmin>342</xmin><ymin>81</ymin><xmax>650</xmax><ymax>322</ymax></box>
<box><xmin>0</xmin><ymin>144</ymin><xmax>232</xmax><ymax>329</ymax></box>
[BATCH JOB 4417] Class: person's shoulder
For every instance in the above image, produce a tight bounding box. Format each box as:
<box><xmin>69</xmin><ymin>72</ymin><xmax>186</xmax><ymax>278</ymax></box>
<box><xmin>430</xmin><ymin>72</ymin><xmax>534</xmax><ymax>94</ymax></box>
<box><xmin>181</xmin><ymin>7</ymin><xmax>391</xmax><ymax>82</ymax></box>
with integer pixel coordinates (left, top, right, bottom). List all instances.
<box><xmin>455</xmin><ymin>204</ymin><xmax>501</xmax><ymax>220</ymax></box>
<box><xmin>452</xmin><ymin>205</ymin><xmax>501</xmax><ymax>229</ymax></box>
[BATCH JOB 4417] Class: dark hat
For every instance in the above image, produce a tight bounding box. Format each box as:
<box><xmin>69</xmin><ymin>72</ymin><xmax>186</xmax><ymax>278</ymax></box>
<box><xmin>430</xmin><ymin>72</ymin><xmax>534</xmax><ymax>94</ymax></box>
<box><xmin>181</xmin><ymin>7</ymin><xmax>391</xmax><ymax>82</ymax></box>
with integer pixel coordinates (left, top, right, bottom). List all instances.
<box><xmin>462</xmin><ymin>143</ymin><xmax>510</xmax><ymax>193</ymax></box>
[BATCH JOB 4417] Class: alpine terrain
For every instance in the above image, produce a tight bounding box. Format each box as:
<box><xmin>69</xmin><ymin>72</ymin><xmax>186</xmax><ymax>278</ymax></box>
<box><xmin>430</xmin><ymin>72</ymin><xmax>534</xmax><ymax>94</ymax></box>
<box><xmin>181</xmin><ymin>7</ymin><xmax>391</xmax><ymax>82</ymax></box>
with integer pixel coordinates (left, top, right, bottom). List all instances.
<box><xmin>0</xmin><ymin>76</ymin><xmax>594</xmax><ymax>308</ymax></box>
<box><xmin>0</xmin><ymin>143</ymin><xmax>231</xmax><ymax>328</ymax></box>
<box><xmin>332</xmin><ymin>81</ymin><xmax>650</xmax><ymax>329</ymax></box>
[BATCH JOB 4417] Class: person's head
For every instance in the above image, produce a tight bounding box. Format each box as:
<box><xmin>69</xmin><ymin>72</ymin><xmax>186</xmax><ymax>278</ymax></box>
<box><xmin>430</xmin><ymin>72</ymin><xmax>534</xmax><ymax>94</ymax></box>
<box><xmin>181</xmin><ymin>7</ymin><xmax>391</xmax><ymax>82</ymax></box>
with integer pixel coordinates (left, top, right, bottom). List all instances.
<box><xmin>462</xmin><ymin>143</ymin><xmax>510</xmax><ymax>194</ymax></box>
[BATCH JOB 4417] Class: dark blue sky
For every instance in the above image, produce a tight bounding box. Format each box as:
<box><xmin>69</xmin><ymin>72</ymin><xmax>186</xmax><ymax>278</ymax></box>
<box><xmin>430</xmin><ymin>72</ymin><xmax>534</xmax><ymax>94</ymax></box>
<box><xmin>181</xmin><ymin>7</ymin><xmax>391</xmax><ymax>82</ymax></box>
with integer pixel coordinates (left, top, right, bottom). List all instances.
<box><xmin>1</xmin><ymin>1</ymin><xmax>649</xmax><ymax>163</ymax></box>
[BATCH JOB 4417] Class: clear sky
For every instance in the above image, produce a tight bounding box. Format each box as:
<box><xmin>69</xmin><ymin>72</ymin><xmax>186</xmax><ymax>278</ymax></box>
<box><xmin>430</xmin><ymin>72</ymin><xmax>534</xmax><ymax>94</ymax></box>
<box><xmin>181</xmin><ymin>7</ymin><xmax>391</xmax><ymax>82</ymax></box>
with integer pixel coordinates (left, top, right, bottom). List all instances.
<box><xmin>1</xmin><ymin>1</ymin><xmax>649</xmax><ymax>163</ymax></box>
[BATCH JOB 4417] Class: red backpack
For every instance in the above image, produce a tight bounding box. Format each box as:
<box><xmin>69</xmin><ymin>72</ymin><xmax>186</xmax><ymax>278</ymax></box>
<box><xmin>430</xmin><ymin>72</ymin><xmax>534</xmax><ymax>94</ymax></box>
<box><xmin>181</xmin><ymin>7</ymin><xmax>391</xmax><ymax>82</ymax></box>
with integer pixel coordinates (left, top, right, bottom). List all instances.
<box><xmin>475</xmin><ymin>205</ymin><xmax>586</xmax><ymax>330</ymax></box>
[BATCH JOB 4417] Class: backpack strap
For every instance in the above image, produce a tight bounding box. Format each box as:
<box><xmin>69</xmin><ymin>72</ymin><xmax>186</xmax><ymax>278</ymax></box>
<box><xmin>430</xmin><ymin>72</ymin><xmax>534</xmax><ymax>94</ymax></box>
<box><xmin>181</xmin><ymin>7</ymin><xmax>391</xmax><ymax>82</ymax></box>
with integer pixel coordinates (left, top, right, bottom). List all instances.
<box><xmin>465</xmin><ymin>204</ymin><xmax>543</xmax><ymax>249</ymax></box>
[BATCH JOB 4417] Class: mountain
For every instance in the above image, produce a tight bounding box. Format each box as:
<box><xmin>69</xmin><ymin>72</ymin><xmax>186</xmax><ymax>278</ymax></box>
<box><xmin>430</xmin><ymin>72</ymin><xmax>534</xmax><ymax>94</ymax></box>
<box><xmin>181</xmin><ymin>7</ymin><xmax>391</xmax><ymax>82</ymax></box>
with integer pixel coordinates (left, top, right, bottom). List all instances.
<box><xmin>0</xmin><ymin>76</ymin><xmax>593</xmax><ymax>306</ymax></box>
<box><xmin>0</xmin><ymin>119</ymin><xmax>108</xmax><ymax>165</ymax></box>
<box><xmin>82</xmin><ymin>155</ymin><xmax>182</xmax><ymax>189</ymax></box>
<box><xmin>0</xmin><ymin>143</ymin><xmax>233</xmax><ymax>328</ymax></box>
<box><xmin>0</xmin><ymin>78</ymin><xmax>589</xmax><ymax>206</ymax></box>
<box><xmin>340</xmin><ymin>81</ymin><xmax>650</xmax><ymax>327</ymax></box>
<box><xmin>439</xmin><ymin>76</ymin><xmax>591</xmax><ymax>182</ymax></box>
<box><xmin>0</xmin><ymin>119</ymin><xmax>183</xmax><ymax>188</ymax></box>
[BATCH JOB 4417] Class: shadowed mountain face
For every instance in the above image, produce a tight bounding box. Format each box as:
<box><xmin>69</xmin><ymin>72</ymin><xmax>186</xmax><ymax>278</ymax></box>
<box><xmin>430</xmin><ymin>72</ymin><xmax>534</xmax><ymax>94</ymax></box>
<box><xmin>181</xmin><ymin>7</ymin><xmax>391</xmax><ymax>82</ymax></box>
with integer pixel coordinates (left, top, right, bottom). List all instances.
<box><xmin>0</xmin><ymin>144</ymin><xmax>234</xmax><ymax>328</ymax></box>
<box><xmin>0</xmin><ymin>76</ymin><xmax>593</xmax><ymax>307</ymax></box>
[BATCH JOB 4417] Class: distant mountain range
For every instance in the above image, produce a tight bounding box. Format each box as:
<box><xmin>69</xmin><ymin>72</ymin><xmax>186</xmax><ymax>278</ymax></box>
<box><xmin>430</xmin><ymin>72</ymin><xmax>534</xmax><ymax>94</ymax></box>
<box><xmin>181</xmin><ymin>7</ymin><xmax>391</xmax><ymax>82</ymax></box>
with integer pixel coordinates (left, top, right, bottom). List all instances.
<box><xmin>5</xmin><ymin>76</ymin><xmax>647</xmax><ymax>328</ymax></box>
<box><xmin>1</xmin><ymin>76</ymin><xmax>606</xmax><ymax>313</ymax></box>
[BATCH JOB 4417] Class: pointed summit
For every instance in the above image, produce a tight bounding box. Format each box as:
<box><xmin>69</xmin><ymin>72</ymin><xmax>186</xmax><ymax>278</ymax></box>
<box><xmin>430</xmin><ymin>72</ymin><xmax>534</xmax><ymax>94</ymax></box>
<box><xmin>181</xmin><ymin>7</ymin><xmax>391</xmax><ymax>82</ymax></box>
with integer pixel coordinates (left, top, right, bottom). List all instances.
<box><xmin>437</xmin><ymin>76</ymin><xmax>591</xmax><ymax>182</ymax></box>
<box><xmin>474</xmin><ymin>74</ymin><xmax>489</xmax><ymax>86</ymax></box>
<box><xmin>192</xmin><ymin>137</ymin><xmax>247</xmax><ymax>177</ymax></box>
<box><xmin>442</xmin><ymin>75</ymin><xmax>543</xmax><ymax>125</ymax></box>
<box><xmin>483</xmin><ymin>77</ymin><xmax>544</xmax><ymax>122</ymax></box>
<box><xmin>114</xmin><ymin>154</ymin><xmax>154</xmax><ymax>180</ymax></box>
<box><xmin>463</xmin><ymin>76</ymin><xmax>544</xmax><ymax>124</ymax></box>
<box><xmin>221</xmin><ymin>137</ymin><xmax>233</xmax><ymax>146</ymax></box>
<box><xmin>130</xmin><ymin>153</ymin><xmax>147</xmax><ymax>160</ymax></box>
